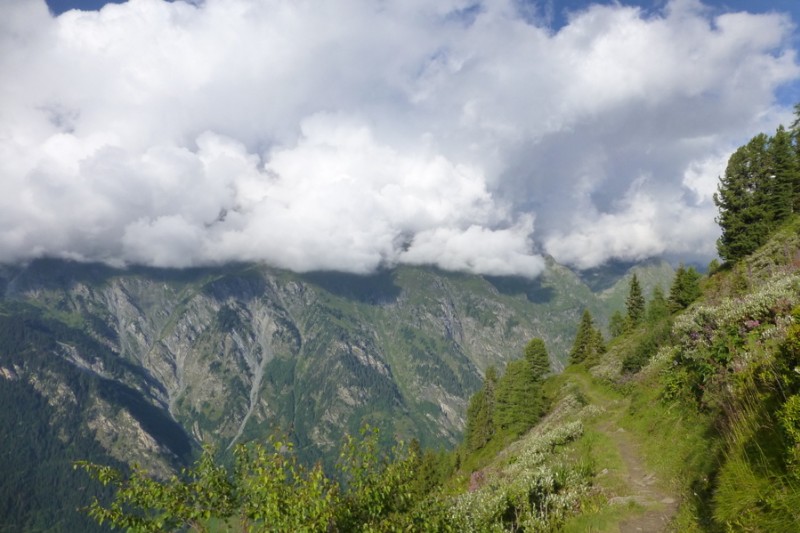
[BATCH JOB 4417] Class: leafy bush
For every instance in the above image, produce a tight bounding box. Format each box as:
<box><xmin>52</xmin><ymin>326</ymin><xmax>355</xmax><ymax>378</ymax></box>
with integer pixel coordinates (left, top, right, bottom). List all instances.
<box><xmin>621</xmin><ymin>318</ymin><xmax>672</xmax><ymax>374</ymax></box>
<box><xmin>76</xmin><ymin>428</ymin><xmax>454</xmax><ymax>532</ymax></box>
<box><xmin>452</xmin><ymin>421</ymin><xmax>588</xmax><ymax>532</ymax></box>
<box><xmin>779</xmin><ymin>394</ymin><xmax>800</xmax><ymax>469</ymax></box>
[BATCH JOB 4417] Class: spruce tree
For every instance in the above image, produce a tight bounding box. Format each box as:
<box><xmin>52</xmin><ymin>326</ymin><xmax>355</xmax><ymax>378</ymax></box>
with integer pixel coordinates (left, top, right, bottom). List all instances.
<box><xmin>787</xmin><ymin>104</ymin><xmax>800</xmax><ymax>211</ymax></box>
<box><xmin>587</xmin><ymin>327</ymin><xmax>606</xmax><ymax>366</ymax></box>
<box><xmin>494</xmin><ymin>359</ymin><xmax>540</xmax><ymax>436</ymax></box>
<box><xmin>524</xmin><ymin>338</ymin><xmax>550</xmax><ymax>381</ymax></box>
<box><xmin>465</xmin><ymin>366</ymin><xmax>497</xmax><ymax>451</ymax></box>
<box><xmin>646</xmin><ymin>286</ymin><xmax>669</xmax><ymax>323</ymax></box>
<box><xmin>625</xmin><ymin>273</ymin><xmax>645</xmax><ymax>328</ymax></box>
<box><xmin>714</xmin><ymin>134</ymin><xmax>773</xmax><ymax>263</ymax></box>
<box><xmin>569</xmin><ymin>310</ymin><xmax>602</xmax><ymax>364</ymax></box>
<box><xmin>609</xmin><ymin>310</ymin><xmax>626</xmax><ymax>338</ymax></box>
<box><xmin>768</xmin><ymin>125</ymin><xmax>798</xmax><ymax>223</ymax></box>
<box><xmin>668</xmin><ymin>264</ymin><xmax>701</xmax><ymax>312</ymax></box>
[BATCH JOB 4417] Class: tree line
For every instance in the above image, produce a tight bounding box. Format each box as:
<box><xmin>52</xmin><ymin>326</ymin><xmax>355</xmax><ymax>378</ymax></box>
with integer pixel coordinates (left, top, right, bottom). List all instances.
<box><xmin>570</xmin><ymin>266</ymin><xmax>701</xmax><ymax>372</ymax></box>
<box><xmin>715</xmin><ymin>111</ymin><xmax>800</xmax><ymax>263</ymax></box>
<box><xmin>463</xmin><ymin>338</ymin><xmax>550</xmax><ymax>452</ymax></box>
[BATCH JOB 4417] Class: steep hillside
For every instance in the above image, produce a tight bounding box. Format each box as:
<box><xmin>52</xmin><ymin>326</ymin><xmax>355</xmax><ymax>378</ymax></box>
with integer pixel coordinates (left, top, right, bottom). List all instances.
<box><xmin>56</xmin><ymin>227</ymin><xmax>800</xmax><ymax>533</ymax></box>
<box><xmin>470</xmin><ymin>219</ymin><xmax>800</xmax><ymax>531</ymax></box>
<box><xmin>0</xmin><ymin>259</ymin><xmax>672</xmax><ymax>454</ymax></box>
<box><xmin>0</xmin><ymin>304</ymin><xmax>187</xmax><ymax>532</ymax></box>
<box><xmin>0</xmin><ymin>257</ymin><xmax>673</xmax><ymax>529</ymax></box>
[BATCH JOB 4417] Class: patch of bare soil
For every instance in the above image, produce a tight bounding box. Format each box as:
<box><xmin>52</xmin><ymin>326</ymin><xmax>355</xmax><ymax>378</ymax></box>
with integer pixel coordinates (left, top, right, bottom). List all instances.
<box><xmin>608</xmin><ymin>424</ymin><xmax>679</xmax><ymax>533</ymax></box>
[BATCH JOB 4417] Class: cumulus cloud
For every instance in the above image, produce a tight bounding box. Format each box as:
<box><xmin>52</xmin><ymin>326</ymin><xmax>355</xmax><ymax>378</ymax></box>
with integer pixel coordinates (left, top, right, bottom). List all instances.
<box><xmin>0</xmin><ymin>0</ymin><xmax>798</xmax><ymax>275</ymax></box>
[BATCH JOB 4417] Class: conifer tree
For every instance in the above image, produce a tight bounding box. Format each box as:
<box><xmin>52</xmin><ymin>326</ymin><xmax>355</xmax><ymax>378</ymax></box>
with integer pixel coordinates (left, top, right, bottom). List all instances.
<box><xmin>465</xmin><ymin>366</ymin><xmax>497</xmax><ymax>451</ymax></box>
<box><xmin>524</xmin><ymin>338</ymin><xmax>550</xmax><ymax>381</ymax></box>
<box><xmin>588</xmin><ymin>327</ymin><xmax>606</xmax><ymax>366</ymax></box>
<box><xmin>768</xmin><ymin>125</ymin><xmax>798</xmax><ymax>223</ymax></box>
<box><xmin>714</xmin><ymin>134</ymin><xmax>773</xmax><ymax>263</ymax></box>
<box><xmin>495</xmin><ymin>359</ymin><xmax>540</xmax><ymax>436</ymax></box>
<box><xmin>609</xmin><ymin>310</ymin><xmax>626</xmax><ymax>338</ymax></box>
<box><xmin>668</xmin><ymin>264</ymin><xmax>701</xmax><ymax>312</ymax></box>
<box><xmin>625</xmin><ymin>273</ymin><xmax>645</xmax><ymax>328</ymax></box>
<box><xmin>569</xmin><ymin>310</ymin><xmax>603</xmax><ymax>364</ymax></box>
<box><xmin>791</xmin><ymin>104</ymin><xmax>800</xmax><ymax>213</ymax></box>
<box><xmin>646</xmin><ymin>286</ymin><xmax>669</xmax><ymax>323</ymax></box>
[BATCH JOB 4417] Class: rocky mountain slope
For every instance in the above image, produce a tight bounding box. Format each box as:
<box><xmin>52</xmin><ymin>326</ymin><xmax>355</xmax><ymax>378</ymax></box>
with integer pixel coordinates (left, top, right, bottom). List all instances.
<box><xmin>0</xmin><ymin>257</ymin><xmax>672</xmax><ymax>530</ymax></box>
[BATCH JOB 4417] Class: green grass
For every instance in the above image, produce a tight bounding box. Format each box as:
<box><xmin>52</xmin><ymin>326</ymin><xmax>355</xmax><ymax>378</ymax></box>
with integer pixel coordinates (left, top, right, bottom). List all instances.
<box><xmin>561</xmin><ymin>500</ymin><xmax>642</xmax><ymax>533</ymax></box>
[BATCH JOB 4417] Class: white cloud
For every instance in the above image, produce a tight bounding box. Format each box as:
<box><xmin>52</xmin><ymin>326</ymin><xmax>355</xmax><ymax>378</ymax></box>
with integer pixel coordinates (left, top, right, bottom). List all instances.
<box><xmin>0</xmin><ymin>0</ymin><xmax>797</xmax><ymax>275</ymax></box>
<box><xmin>400</xmin><ymin>216</ymin><xmax>544</xmax><ymax>277</ymax></box>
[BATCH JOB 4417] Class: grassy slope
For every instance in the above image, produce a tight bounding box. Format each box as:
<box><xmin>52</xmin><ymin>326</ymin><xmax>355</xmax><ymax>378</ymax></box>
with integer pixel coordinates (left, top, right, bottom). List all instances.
<box><xmin>453</xmin><ymin>219</ymin><xmax>800</xmax><ymax>531</ymax></box>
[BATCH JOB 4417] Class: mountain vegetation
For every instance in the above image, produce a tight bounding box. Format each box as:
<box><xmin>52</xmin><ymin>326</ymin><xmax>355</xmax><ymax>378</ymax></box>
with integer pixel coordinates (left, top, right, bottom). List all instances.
<box><xmin>714</xmin><ymin>115</ymin><xmax>800</xmax><ymax>263</ymax></box>
<box><xmin>567</xmin><ymin>309</ymin><xmax>605</xmax><ymax>366</ymax></box>
<box><xmin>75</xmin><ymin>214</ymin><xmax>800</xmax><ymax>532</ymax></box>
<box><xmin>70</xmin><ymin>112</ymin><xmax>800</xmax><ymax>531</ymax></box>
<box><xmin>13</xmin><ymin>107</ymin><xmax>800</xmax><ymax>533</ymax></box>
<box><xmin>0</xmin><ymin>257</ymin><xmax>672</xmax><ymax>530</ymax></box>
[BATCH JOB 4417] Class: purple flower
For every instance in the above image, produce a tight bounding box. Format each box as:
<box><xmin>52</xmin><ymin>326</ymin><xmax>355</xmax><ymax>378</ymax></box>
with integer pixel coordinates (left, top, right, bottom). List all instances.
<box><xmin>743</xmin><ymin>319</ymin><xmax>760</xmax><ymax>331</ymax></box>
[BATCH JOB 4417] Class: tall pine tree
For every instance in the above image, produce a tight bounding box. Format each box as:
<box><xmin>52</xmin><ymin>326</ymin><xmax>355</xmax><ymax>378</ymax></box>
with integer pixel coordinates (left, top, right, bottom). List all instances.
<box><xmin>714</xmin><ymin>134</ymin><xmax>774</xmax><ymax>263</ymax></box>
<box><xmin>609</xmin><ymin>310</ymin><xmax>626</xmax><ymax>338</ymax></box>
<box><xmin>646</xmin><ymin>286</ymin><xmax>669</xmax><ymax>323</ymax></box>
<box><xmin>768</xmin><ymin>125</ymin><xmax>798</xmax><ymax>223</ymax></box>
<box><xmin>494</xmin><ymin>359</ymin><xmax>540</xmax><ymax>436</ymax></box>
<box><xmin>524</xmin><ymin>338</ymin><xmax>550</xmax><ymax>381</ymax></box>
<box><xmin>569</xmin><ymin>310</ymin><xmax>604</xmax><ymax>364</ymax></box>
<box><xmin>668</xmin><ymin>264</ymin><xmax>701</xmax><ymax>312</ymax></box>
<box><xmin>625</xmin><ymin>273</ymin><xmax>645</xmax><ymax>328</ymax></box>
<box><xmin>465</xmin><ymin>366</ymin><xmax>497</xmax><ymax>451</ymax></box>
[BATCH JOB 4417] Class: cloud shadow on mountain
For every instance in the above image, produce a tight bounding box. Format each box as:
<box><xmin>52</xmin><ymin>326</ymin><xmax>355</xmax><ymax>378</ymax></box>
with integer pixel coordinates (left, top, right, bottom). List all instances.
<box><xmin>300</xmin><ymin>270</ymin><xmax>401</xmax><ymax>305</ymax></box>
<box><xmin>483</xmin><ymin>275</ymin><xmax>555</xmax><ymax>304</ymax></box>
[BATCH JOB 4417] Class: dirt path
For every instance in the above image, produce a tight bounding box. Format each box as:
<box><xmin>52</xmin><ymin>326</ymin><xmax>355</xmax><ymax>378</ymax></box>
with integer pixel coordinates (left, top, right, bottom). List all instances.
<box><xmin>573</xmin><ymin>373</ymin><xmax>679</xmax><ymax>532</ymax></box>
<box><xmin>606</xmin><ymin>421</ymin><xmax>679</xmax><ymax>532</ymax></box>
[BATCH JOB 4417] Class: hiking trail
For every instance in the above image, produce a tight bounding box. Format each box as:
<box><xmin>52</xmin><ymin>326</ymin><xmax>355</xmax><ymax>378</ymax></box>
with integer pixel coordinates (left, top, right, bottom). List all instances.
<box><xmin>575</xmin><ymin>373</ymin><xmax>680</xmax><ymax>532</ymax></box>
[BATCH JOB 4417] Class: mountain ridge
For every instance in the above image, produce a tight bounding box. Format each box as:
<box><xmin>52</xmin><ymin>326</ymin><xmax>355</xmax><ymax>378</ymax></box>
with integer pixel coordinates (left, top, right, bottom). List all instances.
<box><xmin>0</xmin><ymin>256</ymin><xmax>673</xmax><ymax>530</ymax></box>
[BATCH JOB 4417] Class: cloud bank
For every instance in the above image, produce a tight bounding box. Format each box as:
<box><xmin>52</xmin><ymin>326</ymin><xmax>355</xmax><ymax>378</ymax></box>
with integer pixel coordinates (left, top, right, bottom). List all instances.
<box><xmin>1</xmin><ymin>0</ymin><xmax>798</xmax><ymax>276</ymax></box>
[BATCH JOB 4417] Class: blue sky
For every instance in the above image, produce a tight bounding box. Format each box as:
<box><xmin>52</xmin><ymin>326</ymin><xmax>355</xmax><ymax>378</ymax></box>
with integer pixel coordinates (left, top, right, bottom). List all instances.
<box><xmin>5</xmin><ymin>0</ymin><xmax>800</xmax><ymax>274</ymax></box>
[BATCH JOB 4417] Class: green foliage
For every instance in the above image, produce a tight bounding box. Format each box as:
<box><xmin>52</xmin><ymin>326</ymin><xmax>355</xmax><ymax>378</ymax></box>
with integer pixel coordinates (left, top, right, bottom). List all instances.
<box><xmin>77</xmin><ymin>446</ymin><xmax>238</xmax><ymax>532</ymax></box>
<box><xmin>235</xmin><ymin>439</ymin><xmax>336</xmax><ymax>531</ymax></box>
<box><xmin>608</xmin><ymin>310</ymin><xmax>626</xmax><ymax>338</ymax></box>
<box><xmin>645</xmin><ymin>286</ymin><xmax>669</xmax><ymax>323</ymax></box>
<box><xmin>661</xmin><ymin>272</ymin><xmax>800</xmax><ymax>530</ymax></box>
<box><xmin>452</xmin><ymin>421</ymin><xmax>589</xmax><ymax>532</ymax></box>
<box><xmin>779</xmin><ymin>394</ymin><xmax>800</xmax><ymax>469</ymax></box>
<box><xmin>466</xmin><ymin>339</ymin><xmax>551</xmax><ymax>451</ymax></box>
<box><xmin>714</xmin><ymin>123</ymin><xmax>800</xmax><ymax>264</ymax></box>
<box><xmin>495</xmin><ymin>359</ymin><xmax>542</xmax><ymax>436</ymax></box>
<box><xmin>524</xmin><ymin>337</ymin><xmax>550</xmax><ymax>380</ymax></box>
<box><xmin>667</xmin><ymin>264</ymin><xmax>701</xmax><ymax>312</ymax></box>
<box><xmin>77</xmin><ymin>428</ymin><xmax>456</xmax><ymax>532</ymax></box>
<box><xmin>625</xmin><ymin>274</ymin><xmax>645</xmax><ymax>328</ymax></box>
<box><xmin>335</xmin><ymin>428</ymin><xmax>423</xmax><ymax>531</ymax></box>
<box><xmin>769</xmin><ymin>125</ymin><xmax>798</xmax><ymax>221</ymax></box>
<box><xmin>714</xmin><ymin>133</ymin><xmax>775</xmax><ymax>263</ymax></box>
<box><xmin>569</xmin><ymin>310</ymin><xmax>605</xmax><ymax>365</ymax></box>
<box><xmin>408</xmin><ymin>444</ymin><xmax>454</xmax><ymax>501</ymax></box>
<box><xmin>465</xmin><ymin>367</ymin><xmax>498</xmax><ymax>452</ymax></box>
<box><xmin>621</xmin><ymin>317</ymin><xmax>672</xmax><ymax>374</ymax></box>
